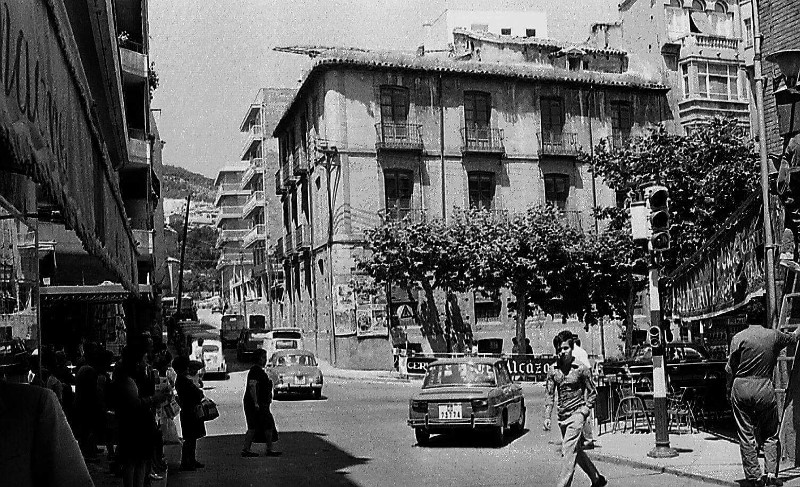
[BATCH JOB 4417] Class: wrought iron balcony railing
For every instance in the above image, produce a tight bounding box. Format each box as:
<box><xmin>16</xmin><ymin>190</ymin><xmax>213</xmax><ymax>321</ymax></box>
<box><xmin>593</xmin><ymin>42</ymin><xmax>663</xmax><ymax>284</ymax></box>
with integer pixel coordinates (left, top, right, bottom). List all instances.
<box><xmin>215</xmin><ymin>228</ymin><xmax>249</xmax><ymax>247</ymax></box>
<box><xmin>537</xmin><ymin>131</ymin><xmax>579</xmax><ymax>156</ymax></box>
<box><xmin>241</xmin><ymin>158</ymin><xmax>264</xmax><ymax>189</ymax></box>
<box><xmin>460</xmin><ymin>126</ymin><xmax>504</xmax><ymax>154</ymax></box>
<box><xmin>375</xmin><ymin>123</ymin><xmax>423</xmax><ymax>151</ymax></box>
<box><xmin>281</xmin><ymin>159</ymin><xmax>296</xmax><ymax>186</ymax></box>
<box><xmin>377</xmin><ymin>208</ymin><xmax>427</xmax><ymax>225</ymax></box>
<box><xmin>283</xmin><ymin>231</ymin><xmax>295</xmax><ymax>256</ymax></box>
<box><xmin>293</xmin><ymin>223</ymin><xmax>311</xmax><ymax>252</ymax></box>
<box><xmin>242</xmin><ymin>191</ymin><xmax>265</xmax><ymax>219</ymax></box>
<box><xmin>243</xmin><ymin>224</ymin><xmax>266</xmax><ymax>249</ymax></box>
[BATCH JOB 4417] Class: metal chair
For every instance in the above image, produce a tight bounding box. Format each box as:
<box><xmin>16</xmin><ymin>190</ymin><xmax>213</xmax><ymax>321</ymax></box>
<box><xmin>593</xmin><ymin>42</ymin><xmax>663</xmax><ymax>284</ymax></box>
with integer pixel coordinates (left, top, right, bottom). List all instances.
<box><xmin>612</xmin><ymin>384</ymin><xmax>653</xmax><ymax>433</ymax></box>
<box><xmin>667</xmin><ymin>387</ymin><xmax>697</xmax><ymax>434</ymax></box>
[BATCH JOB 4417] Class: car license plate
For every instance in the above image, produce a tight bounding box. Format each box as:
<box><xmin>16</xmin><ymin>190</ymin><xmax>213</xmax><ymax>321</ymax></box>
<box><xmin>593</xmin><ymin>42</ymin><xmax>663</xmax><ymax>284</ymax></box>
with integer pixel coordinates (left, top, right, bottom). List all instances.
<box><xmin>295</xmin><ymin>376</ymin><xmax>306</xmax><ymax>385</ymax></box>
<box><xmin>438</xmin><ymin>403</ymin><xmax>462</xmax><ymax>420</ymax></box>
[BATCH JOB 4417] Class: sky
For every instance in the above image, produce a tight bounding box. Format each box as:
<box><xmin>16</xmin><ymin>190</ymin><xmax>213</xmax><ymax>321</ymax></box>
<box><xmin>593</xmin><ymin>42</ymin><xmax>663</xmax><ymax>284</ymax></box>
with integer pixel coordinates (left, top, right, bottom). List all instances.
<box><xmin>148</xmin><ymin>0</ymin><xmax>618</xmax><ymax>178</ymax></box>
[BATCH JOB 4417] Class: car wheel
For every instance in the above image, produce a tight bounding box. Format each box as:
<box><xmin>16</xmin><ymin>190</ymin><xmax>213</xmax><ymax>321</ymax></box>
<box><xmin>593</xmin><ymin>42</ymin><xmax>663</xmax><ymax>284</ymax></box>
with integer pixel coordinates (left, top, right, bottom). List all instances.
<box><xmin>492</xmin><ymin>412</ymin><xmax>507</xmax><ymax>446</ymax></box>
<box><xmin>512</xmin><ymin>401</ymin><xmax>526</xmax><ymax>431</ymax></box>
<box><xmin>415</xmin><ymin>428</ymin><xmax>430</xmax><ymax>446</ymax></box>
<box><xmin>313</xmin><ymin>389</ymin><xmax>322</xmax><ymax>400</ymax></box>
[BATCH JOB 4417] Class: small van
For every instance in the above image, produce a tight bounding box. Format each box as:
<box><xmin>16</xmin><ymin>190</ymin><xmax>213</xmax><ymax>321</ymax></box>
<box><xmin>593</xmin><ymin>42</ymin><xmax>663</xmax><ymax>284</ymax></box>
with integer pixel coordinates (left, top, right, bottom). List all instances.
<box><xmin>220</xmin><ymin>314</ymin><xmax>245</xmax><ymax>347</ymax></box>
<box><xmin>262</xmin><ymin>328</ymin><xmax>304</xmax><ymax>361</ymax></box>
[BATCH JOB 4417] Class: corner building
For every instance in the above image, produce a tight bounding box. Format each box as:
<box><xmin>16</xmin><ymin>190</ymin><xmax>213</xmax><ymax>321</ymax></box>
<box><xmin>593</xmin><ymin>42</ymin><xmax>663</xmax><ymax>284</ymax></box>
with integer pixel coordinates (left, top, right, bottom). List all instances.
<box><xmin>272</xmin><ymin>40</ymin><xmax>668</xmax><ymax>369</ymax></box>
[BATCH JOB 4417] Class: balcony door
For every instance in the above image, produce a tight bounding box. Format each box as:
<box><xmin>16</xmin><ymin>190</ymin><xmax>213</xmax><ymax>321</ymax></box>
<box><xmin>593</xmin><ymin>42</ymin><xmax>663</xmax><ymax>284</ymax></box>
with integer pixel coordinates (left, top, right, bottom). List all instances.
<box><xmin>468</xmin><ymin>171</ymin><xmax>495</xmax><ymax>210</ymax></box>
<box><xmin>609</xmin><ymin>101</ymin><xmax>632</xmax><ymax>148</ymax></box>
<box><xmin>384</xmin><ymin>169</ymin><xmax>414</xmax><ymax>220</ymax></box>
<box><xmin>544</xmin><ymin>173</ymin><xmax>570</xmax><ymax>210</ymax></box>
<box><xmin>541</xmin><ymin>96</ymin><xmax>564</xmax><ymax>147</ymax></box>
<box><xmin>380</xmin><ymin>86</ymin><xmax>410</xmax><ymax>142</ymax></box>
<box><xmin>464</xmin><ymin>91</ymin><xmax>491</xmax><ymax>145</ymax></box>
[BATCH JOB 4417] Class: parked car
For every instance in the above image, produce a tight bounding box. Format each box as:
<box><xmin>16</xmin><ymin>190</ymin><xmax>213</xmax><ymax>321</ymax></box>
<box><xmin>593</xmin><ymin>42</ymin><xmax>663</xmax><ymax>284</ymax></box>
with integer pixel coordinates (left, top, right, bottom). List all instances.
<box><xmin>0</xmin><ymin>338</ymin><xmax>30</xmax><ymax>379</ymax></box>
<box><xmin>408</xmin><ymin>357</ymin><xmax>525</xmax><ymax>446</ymax></box>
<box><xmin>220</xmin><ymin>314</ymin><xmax>245</xmax><ymax>348</ymax></box>
<box><xmin>266</xmin><ymin>349</ymin><xmax>323</xmax><ymax>399</ymax></box>
<box><xmin>262</xmin><ymin>328</ymin><xmax>303</xmax><ymax>362</ymax></box>
<box><xmin>190</xmin><ymin>338</ymin><xmax>227</xmax><ymax>376</ymax></box>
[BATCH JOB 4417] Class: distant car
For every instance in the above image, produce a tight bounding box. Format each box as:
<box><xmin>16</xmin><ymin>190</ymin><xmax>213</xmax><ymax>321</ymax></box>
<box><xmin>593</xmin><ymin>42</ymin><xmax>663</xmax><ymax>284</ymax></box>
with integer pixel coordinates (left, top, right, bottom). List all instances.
<box><xmin>408</xmin><ymin>357</ymin><xmax>525</xmax><ymax>446</ymax></box>
<box><xmin>220</xmin><ymin>314</ymin><xmax>246</xmax><ymax>348</ymax></box>
<box><xmin>190</xmin><ymin>338</ymin><xmax>227</xmax><ymax>376</ymax></box>
<box><xmin>266</xmin><ymin>349</ymin><xmax>323</xmax><ymax>399</ymax></box>
<box><xmin>262</xmin><ymin>328</ymin><xmax>304</xmax><ymax>362</ymax></box>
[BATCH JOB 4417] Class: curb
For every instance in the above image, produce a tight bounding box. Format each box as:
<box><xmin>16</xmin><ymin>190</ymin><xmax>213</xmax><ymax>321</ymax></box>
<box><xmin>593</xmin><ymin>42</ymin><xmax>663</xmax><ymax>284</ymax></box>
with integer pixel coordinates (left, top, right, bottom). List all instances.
<box><xmin>322</xmin><ymin>370</ymin><xmax>413</xmax><ymax>384</ymax></box>
<box><xmin>588</xmin><ymin>451</ymin><xmax>738</xmax><ymax>486</ymax></box>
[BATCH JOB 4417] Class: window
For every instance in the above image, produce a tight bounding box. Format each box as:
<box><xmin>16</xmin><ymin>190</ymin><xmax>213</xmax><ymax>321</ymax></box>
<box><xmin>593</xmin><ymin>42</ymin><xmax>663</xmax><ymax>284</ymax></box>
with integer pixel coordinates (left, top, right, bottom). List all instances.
<box><xmin>544</xmin><ymin>174</ymin><xmax>570</xmax><ymax>210</ymax></box>
<box><xmin>609</xmin><ymin>101</ymin><xmax>632</xmax><ymax>146</ymax></box>
<box><xmin>475</xmin><ymin>300</ymin><xmax>501</xmax><ymax>322</ymax></box>
<box><xmin>500</xmin><ymin>28</ymin><xmax>511</xmax><ymax>35</ymax></box>
<box><xmin>682</xmin><ymin>64</ymin><xmax>690</xmax><ymax>98</ymax></box>
<box><xmin>744</xmin><ymin>18</ymin><xmax>753</xmax><ymax>47</ymax></box>
<box><xmin>468</xmin><ymin>172</ymin><xmax>495</xmax><ymax>210</ymax></box>
<box><xmin>540</xmin><ymin>96</ymin><xmax>565</xmax><ymax>136</ymax></box>
<box><xmin>696</xmin><ymin>62</ymin><xmax>739</xmax><ymax>100</ymax></box>
<box><xmin>526</xmin><ymin>28</ymin><xmax>536</xmax><ymax>37</ymax></box>
<box><xmin>568</xmin><ymin>58</ymin><xmax>581</xmax><ymax>71</ymax></box>
<box><xmin>384</xmin><ymin>169</ymin><xmax>414</xmax><ymax>219</ymax></box>
<box><xmin>464</xmin><ymin>91</ymin><xmax>491</xmax><ymax>128</ymax></box>
<box><xmin>714</xmin><ymin>0</ymin><xmax>727</xmax><ymax>14</ymax></box>
<box><xmin>692</xmin><ymin>0</ymin><xmax>705</xmax><ymax>11</ymax></box>
<box><xmin>380</xmin><ymin>85</ymin><xmax>409</xmax><ymax>123</ymax></box>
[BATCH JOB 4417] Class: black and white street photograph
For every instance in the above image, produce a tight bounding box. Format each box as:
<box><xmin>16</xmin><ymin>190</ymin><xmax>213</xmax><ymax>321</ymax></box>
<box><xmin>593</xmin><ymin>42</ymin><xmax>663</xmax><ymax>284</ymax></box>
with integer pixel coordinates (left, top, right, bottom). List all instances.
<box><xmin>2</xmin><ymin>1</ymin><xmax>800</xmax><ymax>486</ymax></box>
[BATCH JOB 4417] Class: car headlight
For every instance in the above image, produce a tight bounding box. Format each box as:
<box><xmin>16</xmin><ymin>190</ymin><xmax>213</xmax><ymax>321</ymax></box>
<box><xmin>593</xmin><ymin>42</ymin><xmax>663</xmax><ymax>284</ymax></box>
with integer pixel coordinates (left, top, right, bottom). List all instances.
<box><xmin>314</xmin><ymin>373</ymin><xmax>323</xmax><ymax>384</ymax></box>
<box><xmin>471</xmin><ymin>398</ymin><xmax>489</xmax><ymax>410</ymax></box>
<box><xmin>410</xmin><ymin>400</ymin><xmax>427</xmax><ymax>413</ymax></box>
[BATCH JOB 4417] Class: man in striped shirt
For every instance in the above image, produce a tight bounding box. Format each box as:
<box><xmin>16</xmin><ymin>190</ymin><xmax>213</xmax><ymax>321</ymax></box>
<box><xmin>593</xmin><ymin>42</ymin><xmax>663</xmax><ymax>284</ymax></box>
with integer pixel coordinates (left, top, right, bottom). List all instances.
<box><xmin>545</xmin><ymin>330</ymin><xmax>606</xmax><ymax>487</ymax></box>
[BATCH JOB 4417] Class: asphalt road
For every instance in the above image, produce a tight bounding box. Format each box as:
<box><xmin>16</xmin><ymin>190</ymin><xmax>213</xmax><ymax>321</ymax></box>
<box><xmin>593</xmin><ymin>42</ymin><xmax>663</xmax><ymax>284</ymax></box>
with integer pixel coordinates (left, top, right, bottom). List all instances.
<box><xmin>165</xmin><ymin>358</ymin><xmax>717</xmax><ymax>486</ymax></box>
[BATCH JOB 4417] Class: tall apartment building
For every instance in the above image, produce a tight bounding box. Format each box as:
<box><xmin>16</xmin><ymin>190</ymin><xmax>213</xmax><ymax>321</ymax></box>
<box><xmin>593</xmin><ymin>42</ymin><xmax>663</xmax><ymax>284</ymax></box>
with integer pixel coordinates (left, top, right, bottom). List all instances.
<box><xmin>214</xmin><ymin>165</ymin><xmax>251</xmax><ymax>314</ymax></box>
<box><xmin>271</xmin><ymin>36</ymin><xmax>668</xmax><ymax>368</ymax></box>
<box><xmin>594</xmin><ymin>0</ymin><xmax>753</xmax><ymax>131</ymax></box>
<box><xmin>0</xmin><ymin>0</ymin><xmax>166</xmax><ymax>361</ymax></box>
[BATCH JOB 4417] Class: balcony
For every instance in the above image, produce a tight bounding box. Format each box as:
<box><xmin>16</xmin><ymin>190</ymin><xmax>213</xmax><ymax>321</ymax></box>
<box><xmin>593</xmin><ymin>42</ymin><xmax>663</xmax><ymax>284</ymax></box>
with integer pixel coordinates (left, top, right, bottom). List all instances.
<box><xmin>293</xmin><ymin>224</ymin><xmax>311</xmax><ymax>252</ymax></box>
<box><xmin>460</xmin><ymin>127</ymin><xmax>504</xmax><ymax>154</ymax></box>
<box><xmin>216</xmin><ymin>252</ymin><xmax>253</xmax><ymax>270</ymax></box>
<box><xmin>275</xmin><ymin>168</ymin><xmax>286</xmax><ymax>195</ymax></box>
<box><xmin>452</xmin><ymin>207</ymin><xmax>509</xmax><ymax>223</ymax></box>
<box><xmin>241</xmin><ymin>158</ymin><xmax>264</xmax><ymax>189</ymax></box>
<box><xmin>281</xmin><ymin>160</ymin><xmax>296</xmax><ymax>187</ymax></box>
<box><xmin>214</xmin><ymin>205</ymin><xmax>241</xmax><ymax>227</ymax></box>
<box><xmin>269</xmin><ymin>262</ymin><xmax>285</xmax><ymax>288</ymax></box>
<box><xmin>292</xmin><ymin>148</ymin><xmax>311</xmax><ymax>176</ymax></box>
<box><xmin>275</xmin><ymin>237</ymin><xmax>285</xmax><ymax>260</ymax></box>
<box><xmin>243</xmin><ymin>224</ymin><xmax>266</xmax><ymax>249</ymax></box>
<box><xmin>537</xmin><ymin>131</ymin><xmax>579</xmax><ymax>156</ymax></box>
<box><xmin>132</xmin><ymin>229</ymin><xmax>153</xmax><ymax>256</ymax></box>
<box><xmin>127</xmin><ymin>131</ymin><xmax>149</xmax><ymax>166</ymax></box>
<box><xmin>377</xmin><ymin>208</ymin><xmax>427</xmax><ymax>225</ymax></box>
<box><xmin>375</xmin><ymin>123</ymin><xmax>423</xmax><ymax>152</ymax></box>
<box><xmin>241</xmin><ymin>124</ymin><xmax>263</xmax><ymax>159</ymax></box>
<box><xmin>215</xmin><ymin>182</ymin><xmax>247</xmax><ymax>205</ymax></box>
<box><xmin>680</xmin><ymin>33</ymin><xmax>739</xmax><ymax>51</ymax></box>
<box><xmin>242</xmin><ymin>190</ymin><xmax>265</xmax><ymax>219</ymax></box>
<box><xmin>119</xmin><ymin>43</ymin><xmax>147</xmax><ymax>79</ymax></box>
<box><xmin>215</xmin><ymin>228</ymin><xmax>249</xmax><ymax>248</ymax></box>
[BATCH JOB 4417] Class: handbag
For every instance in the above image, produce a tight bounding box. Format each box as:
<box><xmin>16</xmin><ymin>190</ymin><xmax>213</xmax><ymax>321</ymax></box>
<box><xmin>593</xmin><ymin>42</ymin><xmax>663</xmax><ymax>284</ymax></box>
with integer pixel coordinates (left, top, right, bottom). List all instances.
<box><xmin>161</xmin><ymin>417</ymin><xmax>181</xmax><ymax>445</ymax></box>
<box><xmin>163</xmin><ymin>396</ymin><xmax>181</xmax><ymax>419</ymax></box>
<box><xmin>194</xmin><ymin>397</ymin><xmax>219</xmax><ymax>421</ymax></box>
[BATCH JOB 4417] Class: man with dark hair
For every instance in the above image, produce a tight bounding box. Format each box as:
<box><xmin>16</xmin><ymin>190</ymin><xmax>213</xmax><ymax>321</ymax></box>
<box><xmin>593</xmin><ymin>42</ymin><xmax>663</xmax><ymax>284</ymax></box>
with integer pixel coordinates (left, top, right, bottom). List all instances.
<box><xmin>571</xmin><ymin>334</ymin><xmax>595</xmax><ymax>450</ymax></box>
<box><xmin>545</xmin><ymin>330</ymin><xmax>606</xmax><ymax>487</ymax></box>
<box><xmin>727</xmin><ymin>299</ymin><xmax>800</xmax><ymax>486</ymax></box>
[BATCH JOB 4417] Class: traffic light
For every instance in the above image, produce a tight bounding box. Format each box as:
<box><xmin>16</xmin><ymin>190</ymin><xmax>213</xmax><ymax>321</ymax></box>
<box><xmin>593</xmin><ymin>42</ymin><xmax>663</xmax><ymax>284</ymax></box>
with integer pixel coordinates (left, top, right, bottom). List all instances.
<box><xmin>648</xmin><ymin>325</ymin><xmax>662</xmax><ymax>348</ymax></box>
<box><xmin>645</xmin><ymin>185</ymin><xmax>670</xmax><ymax>252</ymax></box>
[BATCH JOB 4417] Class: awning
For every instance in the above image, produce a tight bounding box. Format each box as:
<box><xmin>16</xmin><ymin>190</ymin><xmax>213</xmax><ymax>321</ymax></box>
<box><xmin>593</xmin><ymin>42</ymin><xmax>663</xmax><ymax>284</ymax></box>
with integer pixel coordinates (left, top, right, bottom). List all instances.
<box><xmin>40</xmin><ymin>284</ymin><xmax>153</xmax><ymax>303</ymax></box>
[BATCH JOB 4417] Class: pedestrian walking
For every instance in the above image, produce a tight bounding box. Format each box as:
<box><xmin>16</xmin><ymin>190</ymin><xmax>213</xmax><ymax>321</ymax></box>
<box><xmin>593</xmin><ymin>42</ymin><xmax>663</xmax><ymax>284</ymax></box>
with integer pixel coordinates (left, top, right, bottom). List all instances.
<box><xmin>544</xmin><ymin>330</ymin><xmax>606</xmax><ymax>487</ymax></box>
<box><xmin>727</xmin><ymin>300</ymin><xmax>800</xmax><ymax>487</ymax></box>
<box><xmin>524</xmin><ymin>337</ymin><xmax>534</xmax><ymax>355</ymax></box>
<box><xmin>173</xmin><ymin>355</ymin><xmax>207</xmax><ymax>471</ymax></box>
<box><xmin>571</xmin><ymin>335</ymin><xmax>595</xmax><ymax>450</ymax></box>
<box><xmin>241</xmin><ymin>348</ymin><xmax>281</xmax><ymax>458</ymax></box>
<box><xmin>74</xmin><ymin>343</ymin><xmax>102</xmax><ymax>457</ymax></box>
<box><xmin>511</xmin><ymin>337</ymin><xmax>521</xmax><ymax>355</ymax></box>
<box><xmin>113</xmin><ymin>343</ymin><xmax>169</xmax><ymax>487</ymax></box>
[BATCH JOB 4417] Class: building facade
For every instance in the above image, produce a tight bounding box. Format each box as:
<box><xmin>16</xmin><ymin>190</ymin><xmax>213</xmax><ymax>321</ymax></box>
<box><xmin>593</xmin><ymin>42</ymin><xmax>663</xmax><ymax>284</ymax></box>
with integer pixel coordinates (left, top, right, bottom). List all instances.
<box><xmin>271</xmin><ymin>40</ymin><xmax>668</xmax><ymax>368</ymax></box>
<box><xmin>214</xmin><ymin>165</ymin><xmax>251</xmax><ymax>314</ymax></box>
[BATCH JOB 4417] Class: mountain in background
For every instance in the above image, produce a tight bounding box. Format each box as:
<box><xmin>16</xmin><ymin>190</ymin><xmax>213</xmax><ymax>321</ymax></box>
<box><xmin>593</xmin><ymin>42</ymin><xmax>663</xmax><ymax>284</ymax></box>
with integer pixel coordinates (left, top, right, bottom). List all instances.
<box><xmin>161</xmin><ymin>164</ymin><xmax>216</xmax><ymax>201</ymax></box>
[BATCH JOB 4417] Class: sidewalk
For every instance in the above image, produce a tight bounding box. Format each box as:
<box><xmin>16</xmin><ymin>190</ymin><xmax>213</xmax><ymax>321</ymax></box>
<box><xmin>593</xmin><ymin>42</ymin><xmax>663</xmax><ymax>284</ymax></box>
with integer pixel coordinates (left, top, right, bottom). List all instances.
<box><xmin>85</xmin><ymin>447</ymin><xmax>169</xmax><ymax>487</ymax></box>
<box><xmin>588</xmin><ymin>430</ymin><xmax>800</xmax><ymax>486</ymax></box>
<box><xmin>316</xmin><ymin>360</ymin><xmax>413</xmax><ymax>384</ymax></box>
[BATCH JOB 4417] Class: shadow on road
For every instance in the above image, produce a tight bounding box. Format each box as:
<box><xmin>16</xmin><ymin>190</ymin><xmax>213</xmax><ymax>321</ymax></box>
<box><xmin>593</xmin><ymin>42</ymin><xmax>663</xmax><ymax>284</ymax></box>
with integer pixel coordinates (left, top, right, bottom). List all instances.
<box><xmin>415</xmin><ymin>427</ymin><xmax>528</xmax><ymax>449</ymax></box>
<box><xmin>167</xmin><ymin>431</ymin><xmax>370</xmax><ymax>486</ymax></box>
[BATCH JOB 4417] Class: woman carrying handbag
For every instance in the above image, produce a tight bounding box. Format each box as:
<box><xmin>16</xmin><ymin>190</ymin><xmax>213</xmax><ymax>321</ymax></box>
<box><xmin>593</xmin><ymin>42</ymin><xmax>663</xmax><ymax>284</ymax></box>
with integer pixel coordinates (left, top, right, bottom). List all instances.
<box><xmin>173</xmin><ymin>356</ymin><xmax>206</xmax><ymax>471</ymax></box>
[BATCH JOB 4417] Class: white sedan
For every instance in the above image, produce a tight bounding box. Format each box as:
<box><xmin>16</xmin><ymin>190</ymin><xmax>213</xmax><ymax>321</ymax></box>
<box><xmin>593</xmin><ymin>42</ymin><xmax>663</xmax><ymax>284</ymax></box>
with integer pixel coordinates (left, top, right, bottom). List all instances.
<box><xmin>189</xmin><ymin>338</ymin><xmax>227</xmax><ymax>376</ymax></box>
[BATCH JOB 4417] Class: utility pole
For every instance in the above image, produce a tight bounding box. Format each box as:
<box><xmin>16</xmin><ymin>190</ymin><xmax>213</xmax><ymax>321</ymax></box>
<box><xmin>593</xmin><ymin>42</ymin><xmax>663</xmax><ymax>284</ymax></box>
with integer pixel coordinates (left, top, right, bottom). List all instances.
<box><xmin>176</xmin><ymin>193</ymin><xmax>191</xmax><ymax>319</ymax></box>
<box><xmin>318</xmin><ymin>142</ymin><xmax>339</xmax><ymax>366</ymax></box>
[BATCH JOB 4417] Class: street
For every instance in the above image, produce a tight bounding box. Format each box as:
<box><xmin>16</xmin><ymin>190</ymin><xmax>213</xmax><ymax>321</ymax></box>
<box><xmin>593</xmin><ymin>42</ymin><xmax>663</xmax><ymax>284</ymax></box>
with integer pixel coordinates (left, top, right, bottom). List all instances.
<box><xmin>165</xmin><ymin>360</ymin><xmax>715</xmax><ymax>486</ymax></box>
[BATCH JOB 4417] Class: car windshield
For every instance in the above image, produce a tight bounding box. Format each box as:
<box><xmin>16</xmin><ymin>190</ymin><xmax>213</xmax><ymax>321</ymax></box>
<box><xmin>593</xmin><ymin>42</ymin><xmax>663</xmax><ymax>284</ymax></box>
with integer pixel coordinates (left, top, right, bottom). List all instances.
<box><xmin>202</xmin><ymin>345</ymin><xmax>219</xmax><ymax>353</ymax></box>
<box><xmin>423</xmin><ymin>363</ymin><xmax>496</xmax><ymax>388</ymax></box>
<box><xmin>275</xmin><ymin>354</ymin><xmax>316</xmax><ymax>366</ymax></box>
<box><xmin>273</xmin><ymin>331</ymin><xmax>301</xmax><ymax>339</ymax></box>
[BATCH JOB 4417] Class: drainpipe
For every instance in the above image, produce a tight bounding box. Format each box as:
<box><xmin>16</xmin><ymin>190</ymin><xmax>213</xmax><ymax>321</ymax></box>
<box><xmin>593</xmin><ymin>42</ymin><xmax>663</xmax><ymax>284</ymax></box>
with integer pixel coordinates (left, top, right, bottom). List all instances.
<box><xmin>588</xmin><ymin>85</ymin><xmax>599</xmax><ymax>235</ymax></box>
<box><xmin>439</xmin><ymin>74</ymin><xmax>446</xmax><ymax>223</ymax></box>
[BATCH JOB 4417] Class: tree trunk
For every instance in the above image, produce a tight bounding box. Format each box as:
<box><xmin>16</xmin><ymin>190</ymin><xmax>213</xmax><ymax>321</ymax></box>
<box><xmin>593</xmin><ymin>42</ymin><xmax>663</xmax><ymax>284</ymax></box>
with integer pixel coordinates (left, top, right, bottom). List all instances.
<box><xmin>420</xmin><ymin>280</ymin><xmax>446</xmax><ymax>353</ymax></box>
<box><xmin>515</xmin><ymin>286</ymin><xmax>527</xmax><ymax>354</ymax></box>
<box><xmin>625</xmin><ymin>274</ymin><xmax>635</xmax><ymax>358</ymax></box>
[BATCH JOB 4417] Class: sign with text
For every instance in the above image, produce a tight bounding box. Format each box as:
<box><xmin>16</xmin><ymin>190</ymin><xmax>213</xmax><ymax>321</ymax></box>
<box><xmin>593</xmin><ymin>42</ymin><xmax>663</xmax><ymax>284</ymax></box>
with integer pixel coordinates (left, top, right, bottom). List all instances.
<box><xmin>505</xmin><ymin>355</ymin><xmax>558</xmax><ymax>382</ymax></box>
<box><xmin>0</xmin><ymin>0</ymin><xmax>137</xmax><ymax>291</ymax></box>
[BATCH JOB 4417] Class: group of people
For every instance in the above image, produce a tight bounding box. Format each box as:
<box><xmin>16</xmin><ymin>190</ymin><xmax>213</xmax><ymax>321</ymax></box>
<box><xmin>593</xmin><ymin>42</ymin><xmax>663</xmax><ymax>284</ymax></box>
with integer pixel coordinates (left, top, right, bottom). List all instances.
<box><xmin>511</xmin><ymin>337</ymin><xmax>534</xmax><ymax>355</ymax></box>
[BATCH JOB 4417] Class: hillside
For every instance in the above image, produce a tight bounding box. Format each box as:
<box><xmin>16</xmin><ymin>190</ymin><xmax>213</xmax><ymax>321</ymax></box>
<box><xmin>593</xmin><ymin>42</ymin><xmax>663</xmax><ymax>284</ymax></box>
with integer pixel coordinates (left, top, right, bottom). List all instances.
<box><xmin>161</xmin><ymin>165</ymin><xmax>216</xmax><ymax>201</ymax></box>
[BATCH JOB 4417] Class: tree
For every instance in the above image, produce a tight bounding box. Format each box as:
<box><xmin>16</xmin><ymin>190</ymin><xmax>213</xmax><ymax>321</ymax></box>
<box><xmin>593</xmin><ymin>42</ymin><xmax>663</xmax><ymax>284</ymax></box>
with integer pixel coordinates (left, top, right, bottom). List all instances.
<box><xmin>169</xmin><ymin>223</ymin><xmax>219</xmax><ymax>296</ymax></box>
<box><xmin>583</xmin><ymin>117</ymin><xmax>759</xmax><ymax>274</ymax></box>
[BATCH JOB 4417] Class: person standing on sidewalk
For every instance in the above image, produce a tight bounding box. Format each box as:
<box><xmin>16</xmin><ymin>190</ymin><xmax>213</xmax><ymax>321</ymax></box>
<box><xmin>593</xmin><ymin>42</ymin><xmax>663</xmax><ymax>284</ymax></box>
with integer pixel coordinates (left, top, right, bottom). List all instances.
<box><xmin>727</xmin><ymin>300</ymin><xmax>800</xmax><ymax>487</ymax></box>
<box><xmin>173</xmin><ymin>356</ymin><xmax>206</xmax><ymax>471</ymax></box>
<box><xmin>544</xmin><ymin>330</ymin><xmax>606</xmax><ymax>487</ymax></box>
<box><xmin>241</xmin><ymin>349</ymin><xmax>281</xmax><ymax>458</ymax></box>
<box><xmin>571</xmin><ymin>335</ymin><xmax>595</xmax><ymax>450</ymax></box>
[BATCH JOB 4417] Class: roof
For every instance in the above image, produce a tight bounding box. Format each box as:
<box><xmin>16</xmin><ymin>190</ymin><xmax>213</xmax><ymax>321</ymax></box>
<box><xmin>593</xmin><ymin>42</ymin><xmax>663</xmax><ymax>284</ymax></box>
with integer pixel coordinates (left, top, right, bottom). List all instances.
<box><xmin>272</xmin><ymin>47</ymin><xmax>667</xmax><ymax>136</ymax></box>
<box><xmin>271</xmin><ymin>349</ymin><xmax>315</xmax><ymax>357</ymax></box>
<box><xmin>452</xmin><ymin>28</ymin><xmax>628</xmax><ymax>56</ymax></box>
<box><xmin>429</xmin><ymin>357</ymin><xmax>505</xmax><ymax>366</ymax></box>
